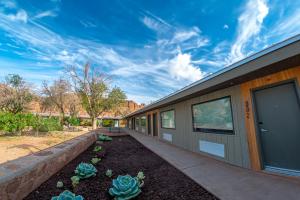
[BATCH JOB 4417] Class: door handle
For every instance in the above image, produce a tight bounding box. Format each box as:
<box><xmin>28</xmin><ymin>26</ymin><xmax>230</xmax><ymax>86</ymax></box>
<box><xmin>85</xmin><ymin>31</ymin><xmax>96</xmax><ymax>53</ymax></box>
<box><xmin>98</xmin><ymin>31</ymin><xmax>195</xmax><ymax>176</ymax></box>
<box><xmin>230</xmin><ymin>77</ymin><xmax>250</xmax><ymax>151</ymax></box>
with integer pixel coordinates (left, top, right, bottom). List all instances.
<box><xmin>260</xmin><ymin>128</ymin><xmax>268</xmax><ymax>133</ymax></box>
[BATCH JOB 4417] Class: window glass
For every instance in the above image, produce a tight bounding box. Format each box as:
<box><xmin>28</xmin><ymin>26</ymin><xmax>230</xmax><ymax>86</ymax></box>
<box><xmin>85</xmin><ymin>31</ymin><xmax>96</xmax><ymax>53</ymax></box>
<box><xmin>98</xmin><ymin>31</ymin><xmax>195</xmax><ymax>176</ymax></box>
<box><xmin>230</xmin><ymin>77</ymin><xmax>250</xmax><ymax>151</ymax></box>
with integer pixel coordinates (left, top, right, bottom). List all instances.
<box><xmin>192</xmin><ymin>97</ymin><xmax>233</xmax><ymax>133</ymax></box>
<box><xmin>135</xmin><ymin>117</ymin><xmax>140</xmax><ymax>126</ymax></box>
<box><xmin>161</xmin><ymin>110</ymin><xmax>175</xmax><ymax>129</ymax></box>
<box><xmin>141</xmin><ymin>116</ymin><xmax>146</xmax><ymax>127</ymax></box>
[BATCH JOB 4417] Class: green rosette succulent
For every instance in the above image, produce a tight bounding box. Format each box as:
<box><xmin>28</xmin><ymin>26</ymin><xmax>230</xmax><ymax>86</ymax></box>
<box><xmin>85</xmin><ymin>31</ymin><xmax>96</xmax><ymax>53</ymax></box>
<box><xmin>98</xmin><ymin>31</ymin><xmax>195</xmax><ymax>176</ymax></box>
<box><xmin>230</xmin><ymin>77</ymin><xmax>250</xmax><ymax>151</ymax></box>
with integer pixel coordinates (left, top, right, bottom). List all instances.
<box><xmin>51</xmin><ymin>190</ymin><xmax>84</xmax><ymax>200</ymax></box>
<box><xmin>74</xmin><ymin>162</ymin><xmax>97</xmax><ymax>179</ymax></box>
<box><xmin>98</xmin><ymin>134</ymin><xmax>112</xmax><ymax>141</ymax></box>
<box><xmin>109</xmin><ymin>175</ymin><xmax>141</xmax><ymax>200</ymax></box>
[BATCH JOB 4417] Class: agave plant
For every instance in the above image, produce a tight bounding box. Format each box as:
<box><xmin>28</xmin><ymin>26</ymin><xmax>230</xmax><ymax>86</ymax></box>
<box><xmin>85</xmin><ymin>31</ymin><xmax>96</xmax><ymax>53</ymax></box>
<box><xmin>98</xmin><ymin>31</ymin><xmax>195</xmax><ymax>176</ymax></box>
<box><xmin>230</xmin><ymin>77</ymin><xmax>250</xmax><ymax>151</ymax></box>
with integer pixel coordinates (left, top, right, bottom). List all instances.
<box><xmin>91</xmin><ymin>157</ymin><xmax>101</xmax><ymax>165</ymax></box>
<box><xmin>75</xmin><ymin>162</ymin><xmax>97</xmax><ymax>179</ymax></box>
<box><xmin>93</xmin><ymin>146</ymin><xmax>102</xmax><ymax>152</ymax></box>
<box><xmin>106</xmin><ymin>169</ymin><xmax>113</xmax><ymax>178</ymax></box>
<box><xmin>98</xmin><ymin>134</ymin><xmax>112</xmax><ymax>141</ymax></box>
<box><xmin>109</xmin><ymin>175</ymin><xmax>141</xmax><ymax>200</ymax></box>
<box><xmin>51</xmin><ymin>190</ymin><xmax>84</xmax><ymax>200</ymax></box>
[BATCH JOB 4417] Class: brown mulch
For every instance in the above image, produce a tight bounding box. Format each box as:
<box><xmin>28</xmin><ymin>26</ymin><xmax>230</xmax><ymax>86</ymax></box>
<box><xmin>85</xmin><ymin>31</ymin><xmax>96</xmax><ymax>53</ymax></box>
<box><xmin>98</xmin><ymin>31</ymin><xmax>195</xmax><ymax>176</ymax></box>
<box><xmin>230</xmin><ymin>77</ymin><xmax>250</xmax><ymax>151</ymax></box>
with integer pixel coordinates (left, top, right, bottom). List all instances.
<box><xmin>25</xmin><ymin>136</ymin><xmax>219</xmax><ymax>200</ymax></box>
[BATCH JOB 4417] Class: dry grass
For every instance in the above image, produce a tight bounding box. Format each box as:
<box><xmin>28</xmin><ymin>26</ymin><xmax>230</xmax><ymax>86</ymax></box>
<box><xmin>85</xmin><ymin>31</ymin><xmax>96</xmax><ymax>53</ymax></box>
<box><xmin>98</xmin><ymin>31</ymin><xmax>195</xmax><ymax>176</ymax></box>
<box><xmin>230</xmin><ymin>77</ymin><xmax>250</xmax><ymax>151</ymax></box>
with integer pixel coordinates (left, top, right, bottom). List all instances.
<box><xmin>0</xmin><ymin>129</ymin><xmax>90</xmax><ymax>164</ymax></box>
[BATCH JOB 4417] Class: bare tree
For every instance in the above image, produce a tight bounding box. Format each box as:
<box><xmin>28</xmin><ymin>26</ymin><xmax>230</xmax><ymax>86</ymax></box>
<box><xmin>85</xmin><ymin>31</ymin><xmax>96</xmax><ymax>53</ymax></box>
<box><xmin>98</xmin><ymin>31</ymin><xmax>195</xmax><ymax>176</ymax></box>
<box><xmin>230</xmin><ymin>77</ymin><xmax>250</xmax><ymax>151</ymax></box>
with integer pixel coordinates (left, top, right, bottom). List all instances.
<box><xmin>0</xmin><ymin>74</ymin><xmax>33</xmax><ymax>113</ymax></box>
<box><xmin>67</xmin><ymin>63</ymin><xmax>126</xmax><ymax>129</ymax></box>
<box><xmin>42</xmin><ymin>78</ymin><xmax>71</xmax><ymax>125</ymax></box>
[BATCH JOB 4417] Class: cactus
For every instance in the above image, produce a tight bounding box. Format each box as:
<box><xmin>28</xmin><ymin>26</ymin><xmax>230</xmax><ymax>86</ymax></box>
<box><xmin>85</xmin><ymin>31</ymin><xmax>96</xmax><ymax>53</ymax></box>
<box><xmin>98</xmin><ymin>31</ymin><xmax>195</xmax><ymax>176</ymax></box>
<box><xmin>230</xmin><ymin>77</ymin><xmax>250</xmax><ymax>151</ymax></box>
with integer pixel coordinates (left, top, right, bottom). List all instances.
<box><xmin>51</xmin><ymin>190</ymin><xmax>84</xmax><ymax>200</ymax></box>
<box><xmin>56</xmin><ymin>181</ymin><xmax>64</xmax><ymax>188</ymax></box>
<box><xmin>98</xmin><ymin>134</ymin><xmax>112</xmax><ymax>141</ymax></box>
<box><xmin>109</xmin><ymin>175</ymin><xmax>141</xmax><ymax>200</ymax></box>
<box><xmin>71</xmin><ymin>176</ymin><xmax>80</xmax><ymax>188</ymax></box>
<box><xmin>106</xmin><ymin>169</ymin><xmax>113</xmax><ymax>178</ymax></box>
<box><xmin>74</xmin><ymin>163</ymin><xmax>97</xmax><ymax>179</ymax></box>
<box><xmin>93</xmin><ymin>146</ymin><xmax>102</xmax><ymax>152</ymax></box>
<box><xmin>91</xmin><ymin>157</ymin><xmax>101</xmax><ymax>165</ymax></box>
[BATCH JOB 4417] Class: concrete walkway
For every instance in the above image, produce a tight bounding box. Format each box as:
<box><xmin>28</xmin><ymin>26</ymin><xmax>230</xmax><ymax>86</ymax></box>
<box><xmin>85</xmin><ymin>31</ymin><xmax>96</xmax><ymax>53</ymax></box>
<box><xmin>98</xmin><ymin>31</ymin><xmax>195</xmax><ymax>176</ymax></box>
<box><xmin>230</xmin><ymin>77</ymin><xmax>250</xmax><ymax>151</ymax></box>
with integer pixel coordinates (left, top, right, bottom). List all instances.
<box><xmin>127</xmin><ymin>130</ymin><xmax>300</xmax><ymax>200</ymax></box>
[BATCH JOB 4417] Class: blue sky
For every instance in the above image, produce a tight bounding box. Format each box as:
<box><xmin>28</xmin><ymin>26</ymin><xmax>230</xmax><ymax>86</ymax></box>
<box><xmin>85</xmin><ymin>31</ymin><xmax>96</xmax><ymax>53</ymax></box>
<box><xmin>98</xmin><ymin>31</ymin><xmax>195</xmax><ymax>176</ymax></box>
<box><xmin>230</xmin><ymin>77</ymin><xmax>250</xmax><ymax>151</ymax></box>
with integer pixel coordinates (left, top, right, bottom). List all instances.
<box><xmin>0</xmin><ymin>0</ymin><xmax>299</xmax><ymax>104</ymax></box>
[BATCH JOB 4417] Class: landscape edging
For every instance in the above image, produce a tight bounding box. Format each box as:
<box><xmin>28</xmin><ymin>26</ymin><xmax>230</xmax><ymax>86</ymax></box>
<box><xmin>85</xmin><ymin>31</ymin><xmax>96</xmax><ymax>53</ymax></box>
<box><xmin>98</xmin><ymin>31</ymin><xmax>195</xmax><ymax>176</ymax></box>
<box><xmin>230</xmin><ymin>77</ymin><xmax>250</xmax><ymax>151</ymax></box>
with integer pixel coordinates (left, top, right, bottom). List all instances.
<box><xmin>0</xmin><ymin>131</ymin><xmax>97</xmax><ymax>200</ymax></box>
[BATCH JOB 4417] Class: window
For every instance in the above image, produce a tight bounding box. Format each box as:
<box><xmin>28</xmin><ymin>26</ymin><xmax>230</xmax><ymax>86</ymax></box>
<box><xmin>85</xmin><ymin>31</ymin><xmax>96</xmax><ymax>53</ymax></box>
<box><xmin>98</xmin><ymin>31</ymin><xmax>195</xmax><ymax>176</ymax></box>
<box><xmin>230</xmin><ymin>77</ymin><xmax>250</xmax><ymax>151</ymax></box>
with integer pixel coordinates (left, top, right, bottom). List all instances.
<box><xmin>141</xmin><ymin>116</ymin><xmax>146</xmax><ymax>127</ymax></box>
<box><xmin>161</xmin><ymin>110</ymin><xmax>175</xmax><ymax>129</ymax></box>
<box><xmin>192</xmin><ymin>97</ymin><xmax>234</xmax><ymax>134</ymax></box>
<box><xmin>135</xmin><ymin>117</ymin><xmax>140</xmax><ymax>126</ymax></box>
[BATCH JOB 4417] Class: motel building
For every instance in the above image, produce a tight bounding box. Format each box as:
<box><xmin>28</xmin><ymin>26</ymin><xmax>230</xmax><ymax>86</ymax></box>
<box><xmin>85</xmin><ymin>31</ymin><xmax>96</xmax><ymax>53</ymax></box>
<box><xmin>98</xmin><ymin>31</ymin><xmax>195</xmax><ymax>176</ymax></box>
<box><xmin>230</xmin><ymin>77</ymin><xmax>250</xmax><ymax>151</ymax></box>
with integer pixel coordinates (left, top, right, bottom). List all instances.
<box><xmin>125</xmin><ymin>34</ymin><xmax>300</xmax><ymax>177</ymax></box>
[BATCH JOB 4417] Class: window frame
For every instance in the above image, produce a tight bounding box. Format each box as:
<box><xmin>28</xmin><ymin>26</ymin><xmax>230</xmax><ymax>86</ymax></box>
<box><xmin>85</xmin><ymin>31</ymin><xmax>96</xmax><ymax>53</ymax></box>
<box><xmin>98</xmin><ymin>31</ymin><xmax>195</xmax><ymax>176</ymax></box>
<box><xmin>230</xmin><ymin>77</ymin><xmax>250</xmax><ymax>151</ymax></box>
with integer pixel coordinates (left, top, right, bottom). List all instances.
<box><xmin>160</xmin><ymin>109</ymin><xmax>176</xmax><ymax>129</ymax></box>
<box><xmin>191</xmin><ymin>96</ymin><xmax>235</xmax><ymax>135</ymax></box>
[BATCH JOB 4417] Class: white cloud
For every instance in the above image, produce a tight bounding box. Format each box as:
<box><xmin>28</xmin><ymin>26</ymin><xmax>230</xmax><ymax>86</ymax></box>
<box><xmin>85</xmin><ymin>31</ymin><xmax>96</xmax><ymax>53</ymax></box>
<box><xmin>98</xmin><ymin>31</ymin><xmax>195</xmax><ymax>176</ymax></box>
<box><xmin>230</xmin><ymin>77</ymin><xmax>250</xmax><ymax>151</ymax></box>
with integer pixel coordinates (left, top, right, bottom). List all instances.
<box><xmin>168</xmin><ymin>53</ymin><xmax>205</xmax><ymax>81</ymax></box>
<box><xmin>172</xmin><ymin>27</ymin><xmax>200</xmax><ymax>43</ymax></box>
<box><xmin>34</xmin><ymin>10</ymin><xmax>57</xmax><ymax>19</ymax></box>
<box><xmin>80</xmin><ymin>20</ymin><xmax>97</xmax><ymax>28</ymax></box>
<box><xmin>8</xmin><ymin>9</ymin><xmax>28</xmax><ymax>23</ymax></box>
<box><xmin>0</xmin><ymin>0</ymin><xmax>16</xmax><ymax>9</ymax></box>
<box><xmin>229</xmin><ymin>0</ymin><xmax>269</xmax><ymax>63</ymax></box>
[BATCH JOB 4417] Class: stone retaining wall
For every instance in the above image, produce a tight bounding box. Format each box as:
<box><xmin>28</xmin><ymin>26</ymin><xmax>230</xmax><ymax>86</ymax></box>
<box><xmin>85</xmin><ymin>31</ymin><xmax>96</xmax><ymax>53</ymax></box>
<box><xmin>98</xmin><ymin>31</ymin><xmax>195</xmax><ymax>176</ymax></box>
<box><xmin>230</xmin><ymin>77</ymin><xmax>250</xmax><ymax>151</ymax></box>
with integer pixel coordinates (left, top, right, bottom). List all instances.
<box><xmin>0</xmin><ymin>131</ymin><xmax>97</xmax><ymax>200</ymax></box>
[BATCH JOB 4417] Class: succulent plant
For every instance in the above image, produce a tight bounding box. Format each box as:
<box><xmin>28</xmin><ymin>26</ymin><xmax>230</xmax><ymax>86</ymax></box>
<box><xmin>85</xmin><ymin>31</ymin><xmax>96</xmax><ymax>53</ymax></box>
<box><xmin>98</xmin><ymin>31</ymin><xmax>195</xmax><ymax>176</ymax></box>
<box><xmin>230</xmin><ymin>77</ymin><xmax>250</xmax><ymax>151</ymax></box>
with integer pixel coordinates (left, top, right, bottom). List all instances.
<box><xmin>71</xmin><ymin>176</ymin><xmax>80</xmax><ymax>188</ymax></box>
<box><xmin>109</xmin><ymin>175</ymin><xmax>141</xmax><ymax>200</ymax></box>
<box><xmin>91</xmin><ymin>157</ymin><xmax>101</xmax><ymax>165</ymax></box>
<box><xmin>51</xmin><ymin>190</ymin><xmax>84</xmax><ymax>200</ymax></box>
<box><xmin>98</xmin><ymin>134</ymin><xmax>112</xmax><ymax>141</ymax></box>
<box><xmin>106</xmin><ymin>169</ymin><xmax>113</xmax><ymax>178</ymax></box>
<box><xmin>136</xmin><ymin>171</ymin><xmax>145</xmax><ymax>187</ymax></box>
<box><xmin>56</xmin><ymin>181</ymin><xmax>64</xmax><ymax>188</ymax></box>
<box><xmin>93</xmin><ymin>146</ymin><xmax>102</xmax><ymax>152</ymax></box>
<box><xmin>74</xmin><ymin>162</ymin><xmax>97</xmax><ymax>179</ymax></box>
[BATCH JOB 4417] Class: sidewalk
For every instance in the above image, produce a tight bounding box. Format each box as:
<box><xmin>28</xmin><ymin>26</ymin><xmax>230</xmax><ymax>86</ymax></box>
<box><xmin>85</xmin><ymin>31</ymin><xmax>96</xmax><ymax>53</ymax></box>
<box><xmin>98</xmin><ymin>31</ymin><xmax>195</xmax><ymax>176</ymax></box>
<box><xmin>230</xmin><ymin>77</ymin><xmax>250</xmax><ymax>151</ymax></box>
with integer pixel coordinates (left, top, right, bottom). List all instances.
<box><xmin>127</xmin><ymin>130</ymin><xmax>300</xmax><ymax>200</ymax></box>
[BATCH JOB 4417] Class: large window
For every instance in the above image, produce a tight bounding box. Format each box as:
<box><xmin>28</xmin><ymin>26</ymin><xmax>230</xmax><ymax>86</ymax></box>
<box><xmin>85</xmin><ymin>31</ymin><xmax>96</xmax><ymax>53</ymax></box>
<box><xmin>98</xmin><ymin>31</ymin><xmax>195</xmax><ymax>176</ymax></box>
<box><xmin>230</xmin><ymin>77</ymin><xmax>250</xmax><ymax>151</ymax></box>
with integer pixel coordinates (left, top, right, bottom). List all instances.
<box><xmin>135</xmin><ymin>117</ymin><xmax>140</xmax><ymax>126</ymax></box>
<box><xmin>161</xmin><ymin>110</ymin><xmax>175</xmax><ymax>129</ymax></box>
<box><xmin>192</xmin><ymin>97</ymin><xmax>234</xmax><ymax>134</ymax></box>
<box><xmin>141</xmin><ymin>116</ymin><xmax>146</xmax><ymax>127</ymax></box>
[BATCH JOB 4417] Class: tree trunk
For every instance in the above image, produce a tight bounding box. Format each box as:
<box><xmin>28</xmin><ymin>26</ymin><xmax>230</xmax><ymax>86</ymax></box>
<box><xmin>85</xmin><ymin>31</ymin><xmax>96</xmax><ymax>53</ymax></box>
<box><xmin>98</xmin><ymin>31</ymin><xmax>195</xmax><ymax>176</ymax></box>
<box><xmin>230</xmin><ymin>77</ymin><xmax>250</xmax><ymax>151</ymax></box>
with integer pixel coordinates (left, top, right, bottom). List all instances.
<box><xmin>92</xmin><ymin>117</ymin><xmax>97</xmax><ymax>130</ymax></box>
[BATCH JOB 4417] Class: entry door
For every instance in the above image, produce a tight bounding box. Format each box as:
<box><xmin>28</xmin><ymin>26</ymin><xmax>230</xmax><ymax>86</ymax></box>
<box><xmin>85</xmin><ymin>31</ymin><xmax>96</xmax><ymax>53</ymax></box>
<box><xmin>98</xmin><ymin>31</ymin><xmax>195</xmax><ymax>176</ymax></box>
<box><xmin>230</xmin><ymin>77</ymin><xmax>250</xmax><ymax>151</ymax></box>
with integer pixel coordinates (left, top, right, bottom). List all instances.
<box><xmin>147</xmin><ymin>115</ymin><xmax>151</xmax><ymax>135</ymax></box>
<box><xmin>153</xmin><ymin>113</ymin><xmax>158</xmax><ymax>136</ymax></box>
<box><xmin>254</xmin><ymin>82</ymin><xmax>300</xmax><ymax>172</ymax></box>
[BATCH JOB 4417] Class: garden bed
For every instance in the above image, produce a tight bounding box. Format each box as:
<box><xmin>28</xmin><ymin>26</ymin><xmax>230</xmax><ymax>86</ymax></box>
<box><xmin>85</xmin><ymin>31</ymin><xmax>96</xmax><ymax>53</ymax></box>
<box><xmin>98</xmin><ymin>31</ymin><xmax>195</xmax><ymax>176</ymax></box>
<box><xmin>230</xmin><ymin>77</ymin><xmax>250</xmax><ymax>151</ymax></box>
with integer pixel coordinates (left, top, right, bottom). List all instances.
<box><xmin>25</xmin><ymin>136</ymin><xmax>219</xmax><ymax>200</ymax></box>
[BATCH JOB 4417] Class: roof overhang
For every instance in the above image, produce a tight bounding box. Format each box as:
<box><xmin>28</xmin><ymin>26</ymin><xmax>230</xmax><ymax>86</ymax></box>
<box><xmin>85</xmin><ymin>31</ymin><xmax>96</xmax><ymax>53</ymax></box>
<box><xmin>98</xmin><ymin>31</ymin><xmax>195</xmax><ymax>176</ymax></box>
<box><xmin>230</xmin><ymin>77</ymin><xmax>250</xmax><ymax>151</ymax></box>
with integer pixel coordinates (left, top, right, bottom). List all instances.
<box><xmin>125</xmin><ymin>34</ymin><xmax>300</xmax><ymax>118</ymax></box>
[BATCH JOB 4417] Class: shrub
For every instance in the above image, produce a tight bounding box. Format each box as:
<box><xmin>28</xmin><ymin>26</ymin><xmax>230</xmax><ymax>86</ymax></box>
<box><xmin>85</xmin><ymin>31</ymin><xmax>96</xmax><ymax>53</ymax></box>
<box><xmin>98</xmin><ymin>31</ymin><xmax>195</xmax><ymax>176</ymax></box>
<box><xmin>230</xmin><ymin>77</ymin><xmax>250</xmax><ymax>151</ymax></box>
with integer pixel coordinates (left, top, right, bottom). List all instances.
<box><xmin>79</xmin><ymin>119</ymin><xmax>92</xmax><ymax>126</ymax></box>
<box><xmin>51</xmin><ymin>190</ymin><xmax>83</xmax><ymax>200</ymax></box>
<box><xmin>102</xmin><ymin>119</ymin><xmax>114</xmax><ymax>127</ymax></box>
<box><xmin>38</xmin><ymin>117</ymin><xmax>63</xmax><ymax>132</ymax></box>
<box><xmin>91</xmin><ymin>157</ymin><xmax>101</xmax><ymax>165</ymax></box>
<box><xmin>67</xmin><ymin>117</ymin><xmax>80</xmax><ymax>126</ymax></box>
<box><xmin>109</xmin><ymin>175</ymin><xmax>141</xmax><ymax>200</ymax></box>
<box><xmin>0</xmin><ymin>112</ymin><xmax>31</xmax><ymax>134</ymax></box>
<box><xmin>74</xmin><ymin>162</ymin><xmax>97</xmax><ymax>179</ymax></box>
<box><xmin>106</xmin><ymin>169</ymin><xmax>113</xmax><ymax>178</ymax></box>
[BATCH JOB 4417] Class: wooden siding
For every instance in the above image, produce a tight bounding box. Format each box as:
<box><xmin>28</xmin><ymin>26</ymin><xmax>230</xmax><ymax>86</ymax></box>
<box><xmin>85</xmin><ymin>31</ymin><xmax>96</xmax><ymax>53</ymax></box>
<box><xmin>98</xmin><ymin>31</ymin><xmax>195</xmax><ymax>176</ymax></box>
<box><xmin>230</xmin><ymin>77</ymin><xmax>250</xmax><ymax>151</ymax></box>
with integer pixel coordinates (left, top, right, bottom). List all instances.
<box><xmin>241</xmin><ymin>65</ymin><xmax>300</xmax><ymax>170</ymax></box>
<box><xmin>158</xmin><ymin>85</ymin><xmax>250</xmax><ymax>168</ymax></box>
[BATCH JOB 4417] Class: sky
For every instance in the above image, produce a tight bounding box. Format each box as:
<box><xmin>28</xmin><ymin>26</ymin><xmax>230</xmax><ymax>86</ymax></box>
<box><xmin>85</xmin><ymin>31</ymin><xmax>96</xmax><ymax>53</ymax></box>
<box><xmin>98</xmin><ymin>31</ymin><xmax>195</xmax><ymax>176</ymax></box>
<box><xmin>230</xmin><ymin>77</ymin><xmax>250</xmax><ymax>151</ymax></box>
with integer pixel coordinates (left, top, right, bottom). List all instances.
<box><xmin>0</xmin><ymin>0</ymin><xmax>299</xmax><ymax>104</ymax></box>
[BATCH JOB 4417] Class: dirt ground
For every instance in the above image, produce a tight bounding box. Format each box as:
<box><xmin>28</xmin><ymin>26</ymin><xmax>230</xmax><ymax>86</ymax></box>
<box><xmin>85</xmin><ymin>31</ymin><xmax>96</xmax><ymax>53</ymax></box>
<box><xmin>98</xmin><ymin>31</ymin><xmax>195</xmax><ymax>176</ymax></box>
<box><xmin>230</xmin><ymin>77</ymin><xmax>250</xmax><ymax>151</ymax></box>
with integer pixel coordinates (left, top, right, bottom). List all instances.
<box><xmin>25</xmin><ymin>136</ymin><xmax>218</xmax><ymax>200</ymax></box>
<box><xmin>0</xmin><ymin>130</ymin><xmax>90</xmax><ymax>164</ymax></box>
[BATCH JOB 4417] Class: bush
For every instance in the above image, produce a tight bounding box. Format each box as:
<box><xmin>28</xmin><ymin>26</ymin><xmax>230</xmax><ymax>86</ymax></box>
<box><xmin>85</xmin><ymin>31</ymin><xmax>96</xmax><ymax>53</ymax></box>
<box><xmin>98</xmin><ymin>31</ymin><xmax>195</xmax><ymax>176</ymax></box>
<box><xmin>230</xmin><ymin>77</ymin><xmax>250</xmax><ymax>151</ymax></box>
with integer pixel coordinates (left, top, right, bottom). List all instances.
<box><xmin>102</xmin><ymin>119</ymin><xmax>114</xmax><ymax>127</ymax></box>
<box><xmin>38</xmin><ymin>117</ymin><xmax>63</xmax><ymax>132</ymax></box>
<box><xmin>0</xmin><ymin>112</ymin><xmax>32</xmax><ymax>133</ymax></box>
<box><xmin>79</xmin><ymin>118</ymin><xmax>92</xmax><ymax>126</ymax></box>
<box><xmin>66</xmin><ymin>117</ymin><xmax>80</xmax><ymax>126</ymax></box>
